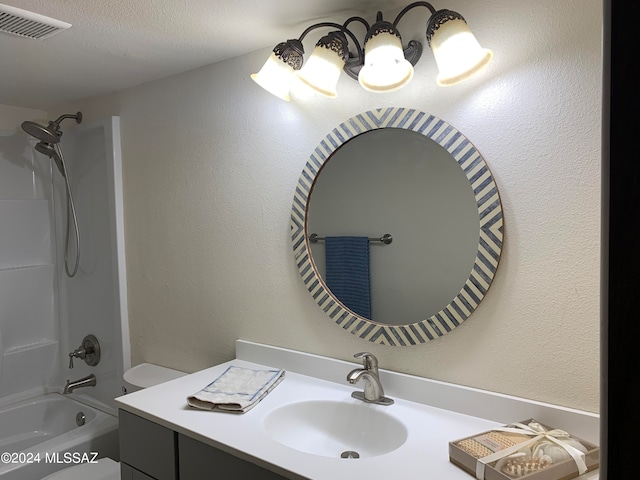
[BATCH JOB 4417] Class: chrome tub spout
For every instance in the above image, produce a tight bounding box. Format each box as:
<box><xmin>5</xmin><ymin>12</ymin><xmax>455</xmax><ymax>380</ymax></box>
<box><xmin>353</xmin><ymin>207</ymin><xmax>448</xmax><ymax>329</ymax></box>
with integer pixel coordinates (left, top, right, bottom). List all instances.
<box><xmin>63</xmin><ymin>374</ymin><xmax>97</xmax><ymax>394</ymax></box>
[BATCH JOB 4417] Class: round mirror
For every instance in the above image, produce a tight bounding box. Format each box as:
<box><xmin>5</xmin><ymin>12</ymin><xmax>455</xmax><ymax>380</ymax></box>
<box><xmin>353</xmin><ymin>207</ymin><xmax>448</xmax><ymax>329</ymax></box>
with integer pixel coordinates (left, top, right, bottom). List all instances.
<box><xmin>290</xmin><ymin>108</ymin><xmax>503</xmax><ymax>346</ymax></box>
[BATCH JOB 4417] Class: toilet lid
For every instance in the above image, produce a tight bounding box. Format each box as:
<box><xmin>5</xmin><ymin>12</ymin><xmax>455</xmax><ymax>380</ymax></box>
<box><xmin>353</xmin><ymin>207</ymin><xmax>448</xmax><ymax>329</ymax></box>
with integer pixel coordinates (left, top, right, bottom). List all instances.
<box><xmin>123</xmin><ymin>362</ymin><xmax>186</xmax><ymax>388</ymax></box>
<box><xmin>40</xmin><ymin>457</ymin><xmax>119</xmax><ymax>480</ymax></box>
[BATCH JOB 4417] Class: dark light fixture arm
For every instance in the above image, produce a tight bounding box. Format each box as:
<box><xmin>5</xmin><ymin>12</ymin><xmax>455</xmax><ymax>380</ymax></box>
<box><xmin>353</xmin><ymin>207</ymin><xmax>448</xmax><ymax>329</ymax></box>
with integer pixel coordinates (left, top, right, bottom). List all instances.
<box><xmin>392</xmin><ymin>1</ymin><xmax>437</xmax><ymax>27</ymax></box>
<box><xmin>343</xmin><ymin>16</ymin><xmax>371</xmax><ymax>34</ymax></box>
<box><xmin>341</xmin><ymin>17</ymin><xmax>371</xmax><ymax>79</ymax></box>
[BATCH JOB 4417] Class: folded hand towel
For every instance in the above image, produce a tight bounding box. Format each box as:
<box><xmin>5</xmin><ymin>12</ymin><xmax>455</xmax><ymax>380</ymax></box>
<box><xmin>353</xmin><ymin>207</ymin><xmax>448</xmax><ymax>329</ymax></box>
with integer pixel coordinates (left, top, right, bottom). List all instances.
<box><xmin>187</xmin><ymin>366</ymin><xmax>285</xmax><ymax>414</ymax></box>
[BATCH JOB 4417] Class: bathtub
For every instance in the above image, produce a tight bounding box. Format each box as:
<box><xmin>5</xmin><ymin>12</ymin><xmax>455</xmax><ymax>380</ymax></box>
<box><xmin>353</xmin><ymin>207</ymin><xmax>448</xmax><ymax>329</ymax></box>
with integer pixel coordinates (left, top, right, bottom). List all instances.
<box><xmin>0</xmin><ymin>393</ymin><xmax>119</xmax><ymax>480</ymax></box>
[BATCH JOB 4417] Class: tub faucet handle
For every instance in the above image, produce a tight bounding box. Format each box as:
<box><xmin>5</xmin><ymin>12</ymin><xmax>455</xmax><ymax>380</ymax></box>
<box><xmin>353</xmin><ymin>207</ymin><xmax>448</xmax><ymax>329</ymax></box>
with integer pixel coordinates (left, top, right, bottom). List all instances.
<box><xmin>68</xmin><ymin>347</ymin><xmax>85</xmax><ymax>368</ymax></box>
<box><xmin>68</xmin><ymin>334</ymin><xmax>101</xmax><ymax>369</ymax></box>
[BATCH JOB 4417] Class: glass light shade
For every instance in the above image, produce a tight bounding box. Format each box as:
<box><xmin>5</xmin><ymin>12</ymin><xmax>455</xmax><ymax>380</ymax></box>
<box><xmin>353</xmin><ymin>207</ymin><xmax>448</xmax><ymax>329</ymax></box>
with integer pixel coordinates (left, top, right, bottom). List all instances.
<box><xmin>296</xmin><ymin>45</ymin><xmax>346</xmax><ymax>98</ymax></box>
<box><xmin>251</xmin><ymin>53</ymin><xmax>297</xmax><ymax>101</ymax></box>
<box><xmin>358</xmin><ymin>31</ymin><xmax>414</xmax><ymax>93</ymax></box>
<box><xmin>430</xmin><ymin>18</ymin><xmax>493</xmax><ymax>86</ymax></box>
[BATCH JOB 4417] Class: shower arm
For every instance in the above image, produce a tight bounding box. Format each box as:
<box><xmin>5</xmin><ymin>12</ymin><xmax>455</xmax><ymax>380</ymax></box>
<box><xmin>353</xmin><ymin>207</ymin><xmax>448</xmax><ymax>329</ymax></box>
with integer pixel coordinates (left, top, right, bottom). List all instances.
<box><xmin>52</xmin><ymin>112</ymin><xmax>82</xmax><ymax>126</ymax></box>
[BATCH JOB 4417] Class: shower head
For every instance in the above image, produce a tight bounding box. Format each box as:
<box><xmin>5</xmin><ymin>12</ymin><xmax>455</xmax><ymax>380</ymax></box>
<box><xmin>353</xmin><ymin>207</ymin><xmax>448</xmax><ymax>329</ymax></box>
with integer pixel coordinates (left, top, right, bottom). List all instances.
<box><xmin>21</xmin><ymin>120</ymin><xmax>61</xmax><ymax>144</ymax></box>
<box><xmin>34</xmin><ymin>141</ymin><xmax>54</xmax><ymax>156</ymax></box>
<box><xmin>20</xmin><ymin>111</ymin><xmax>83</xmax><ymax>144</ymax></box>
<box><xmin>35</xmin><ymin>141</ymin><xmax>66</xmax><ymax>177</ymax></box>
<box><xmin>34</xmin><ymin>141</ymin><xmax>57</xmax><ymax>158</ymax></box>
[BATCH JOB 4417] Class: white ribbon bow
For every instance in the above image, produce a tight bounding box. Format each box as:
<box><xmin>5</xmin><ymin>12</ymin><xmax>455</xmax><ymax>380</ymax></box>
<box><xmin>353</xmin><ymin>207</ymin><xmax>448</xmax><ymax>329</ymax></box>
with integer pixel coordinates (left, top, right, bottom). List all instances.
<box><xmin>474</xmin><ymin>421</ymin><xmax>587</xmax><ymax>480</ymax></box>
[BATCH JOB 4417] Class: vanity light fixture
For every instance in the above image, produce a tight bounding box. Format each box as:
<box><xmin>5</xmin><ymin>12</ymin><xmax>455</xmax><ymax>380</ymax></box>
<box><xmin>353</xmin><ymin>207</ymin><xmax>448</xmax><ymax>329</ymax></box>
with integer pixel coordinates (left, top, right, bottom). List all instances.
<box><xmin>251</xmin><ymin>1</ymin><xmax>492</xmax><ymax>101</ymax></box>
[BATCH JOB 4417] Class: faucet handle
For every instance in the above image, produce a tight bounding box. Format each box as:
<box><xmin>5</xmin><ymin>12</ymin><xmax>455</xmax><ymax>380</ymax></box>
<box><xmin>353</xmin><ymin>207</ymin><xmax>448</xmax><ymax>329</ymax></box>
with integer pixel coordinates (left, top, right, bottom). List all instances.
<box><xmin>353</xmin><ymin>352</ymin><xmax>378</xmax><ymax>372</ymax></box>
<box><xmin>68</xmin><ymin>335</ymin><xmax>101</xmax><ymax>369</ymax></box>
<box><xmin>68</xmin><ymin>346</ymin><xmax>87</xmax><ymax>369</ymax></box>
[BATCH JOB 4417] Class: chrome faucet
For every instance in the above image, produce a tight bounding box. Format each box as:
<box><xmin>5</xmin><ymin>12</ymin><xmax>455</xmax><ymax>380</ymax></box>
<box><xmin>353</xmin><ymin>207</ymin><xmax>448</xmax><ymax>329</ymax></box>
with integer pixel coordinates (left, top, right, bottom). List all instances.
<box><xmin>63</xmin><ymin>374</ymin><xmax>97</xmax><ymax>394</ymax></box>
<box><xmin>346</xmin><ymin>352</ymin><xmax>393</xmax><ymax>406</ymax></box>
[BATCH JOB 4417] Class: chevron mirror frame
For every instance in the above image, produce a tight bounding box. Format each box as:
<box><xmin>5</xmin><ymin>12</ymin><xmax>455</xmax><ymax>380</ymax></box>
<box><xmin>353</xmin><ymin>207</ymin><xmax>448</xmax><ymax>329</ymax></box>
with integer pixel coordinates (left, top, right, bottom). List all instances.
<box><xmin>290</xmin><ymin>107</ymin><xmax>504</xmax><ymax>346</ymax></box>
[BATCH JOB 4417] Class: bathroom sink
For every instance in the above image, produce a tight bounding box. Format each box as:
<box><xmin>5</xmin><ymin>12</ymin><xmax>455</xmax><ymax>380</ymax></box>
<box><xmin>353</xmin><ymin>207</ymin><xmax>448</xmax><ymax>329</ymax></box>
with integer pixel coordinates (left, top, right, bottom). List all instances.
<box><xmin>263</xmin><ymin>399</ymin><xmax>408</xmax><ymax>458</ymax></box>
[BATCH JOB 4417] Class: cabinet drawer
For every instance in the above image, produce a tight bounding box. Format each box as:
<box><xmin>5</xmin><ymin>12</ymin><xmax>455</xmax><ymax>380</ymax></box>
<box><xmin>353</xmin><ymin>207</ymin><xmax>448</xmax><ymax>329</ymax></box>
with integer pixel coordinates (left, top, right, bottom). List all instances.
<box><xmin>119</xmin><ymin>409</ymin><xmax>177</xmax><ymax>480</ymax></box>
<box><xmin>121</xmin><ymin>462</ymin><xmax>157</xmax><ymax>480</ymax></box>
<box><xmin>178</xmin><ymin>434</ymin><xmax>288</xmax><ymax>479</ymax></box>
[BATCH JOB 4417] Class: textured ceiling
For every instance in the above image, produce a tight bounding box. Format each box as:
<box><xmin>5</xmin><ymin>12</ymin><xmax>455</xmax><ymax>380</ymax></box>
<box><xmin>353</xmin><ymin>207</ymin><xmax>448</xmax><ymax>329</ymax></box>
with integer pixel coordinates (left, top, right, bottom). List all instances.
<box><xmin>0</xmin><ymin>0</ymin><xmax>406</xmax><ymax>110</ymax></box>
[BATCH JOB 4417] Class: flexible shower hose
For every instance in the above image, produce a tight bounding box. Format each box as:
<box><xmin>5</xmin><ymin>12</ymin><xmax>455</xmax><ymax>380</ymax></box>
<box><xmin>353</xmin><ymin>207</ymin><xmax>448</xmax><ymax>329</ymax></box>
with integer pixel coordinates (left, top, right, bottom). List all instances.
<box><xmin>55</xmin><ymin>144</ymin><xmax>81</xmax><ymax>277</ymax></box>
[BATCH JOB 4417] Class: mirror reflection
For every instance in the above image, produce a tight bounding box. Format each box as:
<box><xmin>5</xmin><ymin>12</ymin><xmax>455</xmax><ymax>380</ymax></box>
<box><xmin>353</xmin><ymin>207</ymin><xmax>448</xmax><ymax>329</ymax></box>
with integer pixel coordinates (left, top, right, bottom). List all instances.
<box><xmin>307</xmin><ymin>128</ymin><xmax>479</xmax><ymax>325</ymax></box>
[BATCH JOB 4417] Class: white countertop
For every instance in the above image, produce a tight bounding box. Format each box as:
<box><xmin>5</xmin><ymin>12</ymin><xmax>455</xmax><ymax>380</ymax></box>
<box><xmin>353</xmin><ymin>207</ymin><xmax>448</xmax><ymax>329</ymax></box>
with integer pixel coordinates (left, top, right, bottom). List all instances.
<box><xmin>115</xmin><ymin>341</ymin><xmax>599</xmax><ymax>480</ymax></box>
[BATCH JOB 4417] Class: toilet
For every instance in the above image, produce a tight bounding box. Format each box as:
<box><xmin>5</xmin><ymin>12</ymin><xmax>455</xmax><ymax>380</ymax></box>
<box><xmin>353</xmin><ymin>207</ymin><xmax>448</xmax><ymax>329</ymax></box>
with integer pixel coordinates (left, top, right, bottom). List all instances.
<box><xmin>42</xmin><ymin>363</ymin><xmax>186</xmax><ymax>480</ymax></box>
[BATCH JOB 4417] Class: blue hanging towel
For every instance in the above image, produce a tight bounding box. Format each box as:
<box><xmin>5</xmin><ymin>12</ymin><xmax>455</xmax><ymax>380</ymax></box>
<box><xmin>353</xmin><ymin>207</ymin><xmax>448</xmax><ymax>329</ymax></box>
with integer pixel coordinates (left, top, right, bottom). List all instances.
<box><xmin>324</xmin><ymin>236</ymin><xmax>371</xmax><ymax>318</ymax></box>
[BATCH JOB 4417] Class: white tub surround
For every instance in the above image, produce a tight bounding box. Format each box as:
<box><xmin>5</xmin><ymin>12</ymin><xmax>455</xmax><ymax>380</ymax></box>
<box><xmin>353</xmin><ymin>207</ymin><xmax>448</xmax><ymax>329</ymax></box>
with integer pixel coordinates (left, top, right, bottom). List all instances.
<box><xmin>0</xmin><ymin>114</ymin><xmax>129</xmax><ymax>411</ymax></box>
<box><xmin>115</xmin><ymin>340</ymin><xmax>599</xmax><ymax>480</ymax></box>
<box><xmin>0</xmin><ymin>113</ymin><xmax>127</xmax><ymax>479</ymax></box>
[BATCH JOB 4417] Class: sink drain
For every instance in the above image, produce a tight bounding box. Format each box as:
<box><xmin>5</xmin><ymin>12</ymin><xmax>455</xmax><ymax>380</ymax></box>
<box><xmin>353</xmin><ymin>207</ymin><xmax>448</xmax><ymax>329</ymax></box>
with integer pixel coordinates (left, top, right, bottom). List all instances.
<box><xmin>340</xmin><ymin>451</ymin><xmax>360</xmax><ymax>459</ymax></box>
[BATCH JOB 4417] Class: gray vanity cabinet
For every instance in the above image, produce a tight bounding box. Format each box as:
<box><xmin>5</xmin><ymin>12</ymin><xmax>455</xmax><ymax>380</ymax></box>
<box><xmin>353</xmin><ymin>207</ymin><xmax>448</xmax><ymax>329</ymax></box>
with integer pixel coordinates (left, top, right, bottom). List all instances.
<box><xmin>119</xmin><ymin>409</ymin><xmax>177</xmax><ymax>480</ymax></box>
<box><xmin>118</xmin><ymin>409</ymin><xmax>287</xmax><ymax>480</ymax></box>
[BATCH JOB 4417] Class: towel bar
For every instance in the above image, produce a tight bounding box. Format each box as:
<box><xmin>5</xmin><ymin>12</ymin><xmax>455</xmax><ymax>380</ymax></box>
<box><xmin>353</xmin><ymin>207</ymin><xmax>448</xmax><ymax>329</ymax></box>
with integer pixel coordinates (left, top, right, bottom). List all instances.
<box><xmin>308</xmin><ymin>233</ymin><xmax>393</xmax><ymax>245</ymax></box>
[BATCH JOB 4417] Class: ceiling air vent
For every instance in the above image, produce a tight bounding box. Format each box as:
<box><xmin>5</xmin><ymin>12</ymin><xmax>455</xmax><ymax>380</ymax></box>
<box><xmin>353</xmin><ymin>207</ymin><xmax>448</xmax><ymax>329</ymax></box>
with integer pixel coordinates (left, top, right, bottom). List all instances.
<box><xmin>0</xmin><ymin>3</ymin><xmax>70</xmax><ymax>40</ymax></box>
